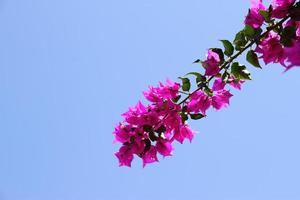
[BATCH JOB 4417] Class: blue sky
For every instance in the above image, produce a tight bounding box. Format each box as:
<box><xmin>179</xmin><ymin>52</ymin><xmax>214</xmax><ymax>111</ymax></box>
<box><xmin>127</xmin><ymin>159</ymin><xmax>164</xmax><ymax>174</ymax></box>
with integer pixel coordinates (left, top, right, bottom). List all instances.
<box><xmin>1</xmin><ymin>0</ymin><xmax>300</xmax><ymax>199</ymax></box>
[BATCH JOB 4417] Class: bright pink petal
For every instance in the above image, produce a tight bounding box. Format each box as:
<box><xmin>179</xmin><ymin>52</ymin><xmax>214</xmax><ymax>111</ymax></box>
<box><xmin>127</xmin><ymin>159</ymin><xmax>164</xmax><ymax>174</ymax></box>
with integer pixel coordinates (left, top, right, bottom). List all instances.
<box><xmin>115</xmin><ymin>146</ymin><xmax>134</xmax><ymax>167</ymax></box>
<box><xmin>245</xmin><ymin>0</ymin><xmax>265</xmax><ymax>28</ymax></box>
<box><xmin>113</xmin><ymin>124</ymin><xmax>130</xmax><ymax>143</ymax></box>
<box><xmin>174</xmin><ymin>125</ymin><xmax>195</xmax><ymax>144</ymax></box>
<box><xmin>256</xmin><ymin>31</ymin><xmax>286</xmax><ymax>65</ymax></box>
<box><xmin>284</xmin><ymin>40</ymin><xmax>300</xmax><ymax>70</ymax></box>
<box><xmin>203</xmin><ymin>49</ymin><xmax>220</xmax><ymax>76</ymax></box>
<box><xmin>212</xmin><ymin>78</ymin><xmax>226</xmax><ymax>91</ymax></box>
<box><xmin>187</xmin><ymin>91</ymin><xmax>212</xmax><ymax>115</ymax></box>
<box><xmin>142</xmin><ymin>146</ymin><xmax>158</xmax><ymax>167</ymax></box>
<box><xmin>156</xmin><ymin>139</ymin><xmax>174</xmax><ymax>157</ymax></box>
<box><xmin>271</xmin><ymin>0</ymin><xmax>295</xmax><ymax>19</ymax></box>
<box><xmin>212</xmin><ymin>90</ymin><xmax>233</xmax><ymax>110</ymax></box>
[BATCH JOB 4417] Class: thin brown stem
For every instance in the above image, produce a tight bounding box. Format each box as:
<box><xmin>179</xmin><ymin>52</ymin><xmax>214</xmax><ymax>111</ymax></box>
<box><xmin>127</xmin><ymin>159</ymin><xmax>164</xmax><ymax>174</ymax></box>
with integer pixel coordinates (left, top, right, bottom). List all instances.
<box><xmin>178</xmin><ymin>15</ymin><xmax>290</xmax><ymax>105</ymax></box>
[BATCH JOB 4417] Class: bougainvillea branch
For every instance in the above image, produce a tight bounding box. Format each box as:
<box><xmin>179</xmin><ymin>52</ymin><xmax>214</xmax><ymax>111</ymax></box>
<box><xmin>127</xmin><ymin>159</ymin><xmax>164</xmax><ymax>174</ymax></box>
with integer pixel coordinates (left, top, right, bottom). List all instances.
<box><xmin>114</xmin><ymin>0</ymin><xmax>300</xmax><ymax>167</ymax></box>
<box><xmin>178</xmin><ymin>15</ymin><xmax>290</xmax><ymax>106</ymax></box>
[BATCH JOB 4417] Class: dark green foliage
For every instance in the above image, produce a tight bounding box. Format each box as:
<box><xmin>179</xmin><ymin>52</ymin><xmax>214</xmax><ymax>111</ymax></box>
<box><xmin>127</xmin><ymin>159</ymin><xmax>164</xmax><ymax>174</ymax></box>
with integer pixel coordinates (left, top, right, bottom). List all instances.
<box><xmin>246</xmin><ymin>50</ymin><xmax>261</xmax><ymax>68</ymax></box>
<box><xmin>190</xmin><ymin>113</ymin><xmax>205</xmax><ymax>120</ymax></box>
<box><xmin>231</xmin><ymin>62</ymin><xmax>252</xmax><ymax>80</ymax></box>
<box><xmin>280</xmin><ymin>26</ymin><xmax>297</xmax><ymax>47</ymax></box>
<box><xmin>178</xmin><ymin>77</ymin><xmax>191</xmax><ymax>91</ymax></box>
<box><xmin>185</xmin><ymin>72</ymin><xmax>206</xmax><ymax>84</ymax></box>
<box><xmin>220</xmin><ymin>40</ymin><xmax>234</xmax><ymax>57</ymax></box>
<box><xmin>234</xmin><ymin>30</ymin><xmax>247</xmax><ymax>50</ymax></box>
<box><xmin>211</xmin><ymin>48</ymin><xmax>225</xmax><ymax>63</ymax></box>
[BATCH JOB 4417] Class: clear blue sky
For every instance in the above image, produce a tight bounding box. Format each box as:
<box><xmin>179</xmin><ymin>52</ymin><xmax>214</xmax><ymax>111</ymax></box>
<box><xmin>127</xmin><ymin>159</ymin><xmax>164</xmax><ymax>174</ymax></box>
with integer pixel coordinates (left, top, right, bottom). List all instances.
<box><xmin>1</xmin><ymin>0</ymin><xmax>300</xmax><ymax>199</ymax></box>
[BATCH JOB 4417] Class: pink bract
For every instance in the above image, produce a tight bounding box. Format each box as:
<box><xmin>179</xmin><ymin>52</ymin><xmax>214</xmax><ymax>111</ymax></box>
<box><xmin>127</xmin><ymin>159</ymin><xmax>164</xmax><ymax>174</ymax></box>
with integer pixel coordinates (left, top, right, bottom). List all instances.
<box><xmin>213</xmin><ymin>77</ymin><xmax>245</xmax><ymax>91</ymax></box>
<box><xmin>156</xmin><ymin>139</ymin><xmax>174</xmax><ymax>157</ymax></box>
<box><xmin>212</xmin><ymin>78</ymin><xmax>226</xmax><ymax>91</ymax></box>
<box><xmin>115</xmin><ymin>146</ymin><xmax>134</xmax><ymax>167</ymax></box>
<box><xmin>143</xmin><ymin>79</ymin><xmax>180</xmax><ymax>102</ymax></box>
<box><xmin>187</xmin><ymin>91</ymin><xmax>212</xmax><ymax>115</ymax></box>
<box><xmin>245</xmin><ymin>0</ymin><xmax>266</xmax><ymax>28</ymax></box>
<box><xmin>256</xmin><ymin>31</ymin><xmax>286</xmax><ymax>65</ymax></box>
<box><xmin>284</xmin><ymin>40</ymin><xmax>300</xmax><ymax>70</ymax></box>
<box><xmin>174</xmin><ymin>125</ymin><xmax>195</xmax><ymax>144</ymax></box>
<box><xmin>271</xmin><ymin>0</ymin><xmax>295</xmax><ymax>18</ymax></box>
<box><xmin>204</xmin><ymin>49</ymin><xmax>221</xmax><ymax>76</ymax></box>
<box><xmin>142</xmin><ymin>146</ymin><xmax>159</xmax><ymax>167</ymax></box>
<box><xmin>211</xmin><ymin>90</ymin><xmax>233</xmax><ymax>110</ymax></box>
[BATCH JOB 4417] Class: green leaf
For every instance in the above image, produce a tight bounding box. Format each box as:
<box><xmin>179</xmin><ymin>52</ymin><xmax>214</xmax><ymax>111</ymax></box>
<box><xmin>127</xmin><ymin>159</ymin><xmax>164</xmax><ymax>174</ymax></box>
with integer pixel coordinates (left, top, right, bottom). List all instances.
<box><xmin>282</xmin><ymin>26</ymin><xmax>297</xmax><ymax>38</ymax></box>
<box><xmin>246</xmin><ymin>50</ymin><xmax>261</xmax><ymax>68</ymax></box>
<box><xmin>222</xmin><ymin>71</ymin><xmax>229</xmax><ymax>83</ymax></box>
<box><xmin>193</xmin><ymin>59</ymin><xmax>201</xmax><ymax>63</ymax></box>
<box><xmin>190</xmin><ymin>113</ymin><xmax>205</xmax><ymax>120</ymax></box>
<box><xmin>172</xmin><ymin>95</ymin><xmax>181</xmax><ymax>103</ymax></box>
<box><xmin>231</xmin><ymin>62</ymin><xmax>252</xmax><ymax>80</ymax></box>
<box><xmin>273</xmin><ymin>23</ymin><xmax>283</xmax><ymax>33</ymax></box>
<box><xmin>220</xmin><ymin>40</ymin><xmax>234</xmax><ymax>57</ymax></box>
<box><xmin>244</xmin><ymin>25</ymin><xmax>256</xmax><ymax>38</ymax></box>
<box><xmin>178</xmin><ymin>77</ymin><xmax>191</xmax><ymax>91</ymax></box>
<box><xmin>289</xmin><ymin>2</ymin><xmax>300</xmax><ymax>21</ymax></box>
<box><xmin>280</xmin><ymin>37</ymin><xmax>294</xmax><ymax>47</ymax></box>
<box><xmin>148</xmin><ymin>131</ymin><xmax>157</xmax><ymax>142</ymax></box>
<box><xmin>182</xmin><ymin>105</ymin><xmax>188</xmax><ymax>112</ymax></box>
<box><xmin>211</xmin><ymin>48</ymin><xmax>225</xmax><ymax>63</ymax></box>
<box><xmin>155</xmin><ymin>125</ymin><xmax>166</xmax><ymax>134</ymax></box>
<box><xmin>280</xmin><ymin>26</ymin><xmax>297</xmax><ymax>47</ymax></box>
<box><xmin>204</xmin><ymin>87</ymin><xmax>213</xmax><ymax>97</ymax></box>
<box><xmin>143</xmin><ymin>124</ymin><xmax>153</xmax><ymax>132</ymax></box>
<box><xmin>180</xmin><ymin>112</ymin><xmax>188</xmax><ymax>123</ymax></box>
<box><xmin>144</xmin><ymin>139</ymin><xmax>151</xmax><ymax>152</ymax></box>
<box><xmin>244</xmin><ymin>25</ymin><xmax>262</xmax><ymax>40</ymax></box>
<box><xmin>185</xmin><ymin>72</ymin><xmax>206</xmax><ymax>84</ymax></box>
<box><xmin>234</xmin><ymin>30</ymin><xmax>247</xmax><ymax>50</ymax></box>
<box><xmin>259</xmin><ymin>10</ymin><xmax>271</xmax><ymax>23</ymax></box>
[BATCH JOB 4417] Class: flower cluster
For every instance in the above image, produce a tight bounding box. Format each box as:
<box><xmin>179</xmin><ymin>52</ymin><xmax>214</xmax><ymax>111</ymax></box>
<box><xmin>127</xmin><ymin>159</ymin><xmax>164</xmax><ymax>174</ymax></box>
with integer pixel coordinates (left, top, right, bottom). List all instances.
<box><xmin>114</xmin><ymin>80</ymin><xmax>192</xmax><ymax>167</ymax></box>
<box><xmin>114</xmin><ymin>0</ymin><xmax>300</xmax><ymax>167</ymax></box>
<box><xmin>245</xmin><ymin>0</ymin><xmax>300</xmax><ymax>70</ymax></box>
<box><xmin>114</xmin><ymin>76</ymin><xmax>243</xmax><ymax>167</ymax></box>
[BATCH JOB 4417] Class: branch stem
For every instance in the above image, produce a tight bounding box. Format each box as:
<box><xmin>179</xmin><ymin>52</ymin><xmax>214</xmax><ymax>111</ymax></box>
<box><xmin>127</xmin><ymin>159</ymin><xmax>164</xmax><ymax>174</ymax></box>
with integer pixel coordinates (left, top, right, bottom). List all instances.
<box><xmin>178</xmin><ymin>15</ymin><xmax>290</xmax><ymax>105</ymax></box>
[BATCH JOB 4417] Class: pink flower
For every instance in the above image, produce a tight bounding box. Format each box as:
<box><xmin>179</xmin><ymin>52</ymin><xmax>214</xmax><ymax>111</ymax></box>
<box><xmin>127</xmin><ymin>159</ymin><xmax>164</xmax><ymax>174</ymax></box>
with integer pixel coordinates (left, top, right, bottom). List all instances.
<box><xmin>284</xmin><ymin>40</ymin><xmax>300</xmax><ymax>70</ymax></box>
<box><xmin>245</xmin><ymin>0</ymin><xmax>266</xmax><ymax>28</ymax></box>
<box><xmin>115</xmin><ymin>146</ymin><xmax>134</xmax><ymax>167</ymax></box>
<box><xmin>271</xmin><ymin>0</ymin><xmax>295</xmax><ymax>18</ymax></box>
<box><xmin>156</xmin><ymin>139</ymin><xmax>174</xmax><ymax>157</ymax></box>
<box><xmin>211</xmin><ymin>81</ymin><xmax>233</xmax><ymax>110</ymax></box>
<box><xmin>228</xmin><ymin>76</ymin><xmax>245</xmax><ymax>90</ymax></box>
<box><xmin>187</xmin><ymin>81</ymin><xmax>233</xmax><ymax>115</ymax></box>
<box><xmin>142</xmin><ymin>146</ymin><xmax>158</xmax><ymax>167</ymax></box>
<box><xmin>174</xmin><ymin>125</ymin><xmax>195</xmax><ymax>144</ymax></box>
<box><xmin>143</xmin><ymin>79</ymin><xmax>180</xmax><ymax>103</ymax></box>
<box><xmin>113</xmin><ymin>124</ymin><xmax>131</xmax><ymax>143</ymax></box>
<box><xmin>131</xmin><ymin>139</ymin><xmax>146</xmax><ymax>155</ymax></box>
<box><xmin>212</xmin><ymin>77</ymin><xmax>245</xmax><ymax>91</ymax></box>
<box><xmin>256</xmin><ymin>31</ymin><xmax>286</xmax><ymax>65</ymax></box>
<box><xmin>121</xmin><ymin>101</ymin><xmax>147</xmax><ymax>125</ymax></box>
<box><xmin>114</xmin><ymin>78</ymin><xmax>190</xmax><ymax>167</ymax></box>
<box><xmin>163</xmin><ymin>111</ymin><xmax>182</xmax><ymax>133</ymax></box>
<box><xmin>161</xmin><ymin>79</ymin><xmax>181</xmax><ymax>99</ymax></box>
<box><xmin>211</xmin><ymin>90</ymin><xmax>233</xmax><ymax>110</ymax></box>
<box><xmin>212</xmin><ymin>78</ymin><xmax>226</xmax><ymax>91</ymax></box>
<box><xmin>187</xmin><ymin>91</ymin><xmax>212</xmax><ymax>115</ymax></box>
<box><xmin>229</xmin><ymin>80</ymin><xmax>245</xmax><ymax>90</ymax></box>
<box><xmin>203</xmin><ymin>49</ymin><xmax>221</xmax><ymax>76</ymax></box>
